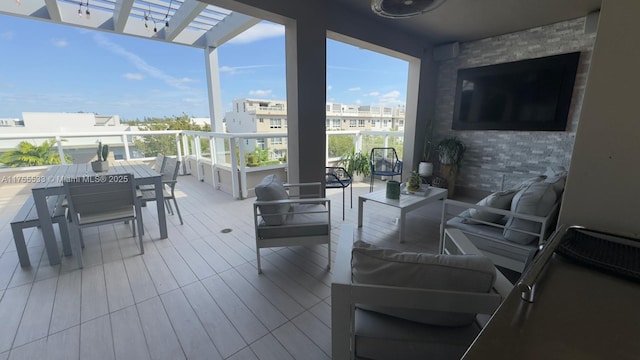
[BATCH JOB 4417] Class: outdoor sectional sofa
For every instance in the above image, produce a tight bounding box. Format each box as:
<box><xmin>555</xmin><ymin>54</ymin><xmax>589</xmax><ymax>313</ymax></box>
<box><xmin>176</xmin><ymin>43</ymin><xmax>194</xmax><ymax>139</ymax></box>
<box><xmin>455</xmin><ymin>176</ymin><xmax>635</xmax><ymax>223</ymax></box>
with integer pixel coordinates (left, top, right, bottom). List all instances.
<box><xmin>441</xmin><ymin>169</ymin><xmax>567</xmax><ymax>273</ymax></box>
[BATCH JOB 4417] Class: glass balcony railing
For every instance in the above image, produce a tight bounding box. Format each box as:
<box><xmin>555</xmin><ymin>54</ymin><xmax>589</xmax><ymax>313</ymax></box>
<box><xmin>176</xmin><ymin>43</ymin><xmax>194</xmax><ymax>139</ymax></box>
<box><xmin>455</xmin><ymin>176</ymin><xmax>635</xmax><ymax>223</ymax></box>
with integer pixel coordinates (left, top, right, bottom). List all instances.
<box><xmin>0</xmin><ymin>129</ymin><xmax>404</xmax><ymax>199</ymax></box>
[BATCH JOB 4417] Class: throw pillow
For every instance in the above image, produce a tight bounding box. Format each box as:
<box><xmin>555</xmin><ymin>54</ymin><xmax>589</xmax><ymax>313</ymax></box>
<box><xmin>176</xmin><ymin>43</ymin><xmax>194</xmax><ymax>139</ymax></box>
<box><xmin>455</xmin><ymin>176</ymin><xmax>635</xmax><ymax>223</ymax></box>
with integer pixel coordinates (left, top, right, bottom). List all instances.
<box><xmin>460</xmin><ymin>189</ymin><xmax>518</xmax><ymax>224</ymax></box>
<box><xmin>512</xmin><ymin>175</ymin><xmax>547</xmax><ymax>191</ymax></box>
<box><xmin>351</xmin><ymin>240</ymin><xmax>496</xmax><ymax>327</ymax></box>
<box><xmin>255</xmin><ymin>174</ymin><xmax>290</xmax><ymax>226</ymax></box>
<box><xmin>503</xmin><ymin>181</ymin><xmax>557</xmax><ymax>244</ymax></box>
<box><xmin>544</xmin><ymin>166</ymin><xmax>568</xmax><ymax>197</ymax></box>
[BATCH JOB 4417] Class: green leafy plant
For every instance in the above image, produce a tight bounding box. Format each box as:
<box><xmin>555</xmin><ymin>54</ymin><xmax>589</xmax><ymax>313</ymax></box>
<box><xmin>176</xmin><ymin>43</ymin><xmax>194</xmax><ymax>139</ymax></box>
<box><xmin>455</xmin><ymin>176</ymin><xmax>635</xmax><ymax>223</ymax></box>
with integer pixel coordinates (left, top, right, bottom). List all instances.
<box><xmin>337</xmin><ymin>149</ymin><xmax>370</xmax><ymax>177</ymax></box>
<box><xmin>437</xmin><ymin>137</ymin><xmax>466</xmax><ymax>166</ymax></box>
<box><xmin>0</xmin><ymin>139</ymin><xmax>72</xmax><ymax>167</ymax></box>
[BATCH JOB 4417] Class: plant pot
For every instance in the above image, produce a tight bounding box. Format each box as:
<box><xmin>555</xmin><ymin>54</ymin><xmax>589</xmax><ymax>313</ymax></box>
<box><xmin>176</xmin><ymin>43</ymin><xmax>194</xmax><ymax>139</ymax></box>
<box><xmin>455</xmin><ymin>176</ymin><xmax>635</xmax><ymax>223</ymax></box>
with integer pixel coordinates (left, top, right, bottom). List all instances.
<box><xmin>352</xmin><ymin>172</ymin><xmax>365</xmax><ymax>183</ymax></box>
<box><xmin>439</xmin><ymin>164</ymin><xmax>457</xmax><ymax>197</ymax></box>
<box><xmin>91</xmin><ymin>161</ymin><xmax>109</xmax><ymax>172</ymax></box>
<box><xmin>418</xmin><ymin>162</ymin><xmax>434</xmax><ymax>177</ymax></box>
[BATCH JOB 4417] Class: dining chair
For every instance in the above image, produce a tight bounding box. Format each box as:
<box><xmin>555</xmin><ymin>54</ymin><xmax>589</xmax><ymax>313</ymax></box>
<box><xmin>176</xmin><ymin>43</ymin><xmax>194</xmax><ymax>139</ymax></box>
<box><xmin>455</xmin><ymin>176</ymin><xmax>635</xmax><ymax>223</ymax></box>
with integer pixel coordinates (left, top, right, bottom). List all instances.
<box><xmin>140</xmin><ymin>157</ymin><xmax>183</xmax><ymax>225</ymax></box>
<box><xmin>369</xmin><ymin>147</ymin><xmax>403</xmax><ymax>192</ymax></box>
<box><xmin>325</xmin><ymin>166</ymin><xmax>353</xmax><ymax>220</ymax></box>
<box><xmin>64</xmin><ymin>173</ymin><xmax>143</xmax><ymax>268</ymax></box>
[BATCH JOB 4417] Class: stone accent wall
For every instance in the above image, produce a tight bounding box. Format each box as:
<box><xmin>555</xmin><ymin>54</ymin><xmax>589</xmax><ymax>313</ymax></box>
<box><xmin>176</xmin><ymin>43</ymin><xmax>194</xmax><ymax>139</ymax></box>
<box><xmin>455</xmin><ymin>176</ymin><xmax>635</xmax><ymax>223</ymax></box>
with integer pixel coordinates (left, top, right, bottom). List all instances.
<box><xmin>432</xmin><ymin>17</ymin><xmax>596</xmax><ymax>192</ymax></box>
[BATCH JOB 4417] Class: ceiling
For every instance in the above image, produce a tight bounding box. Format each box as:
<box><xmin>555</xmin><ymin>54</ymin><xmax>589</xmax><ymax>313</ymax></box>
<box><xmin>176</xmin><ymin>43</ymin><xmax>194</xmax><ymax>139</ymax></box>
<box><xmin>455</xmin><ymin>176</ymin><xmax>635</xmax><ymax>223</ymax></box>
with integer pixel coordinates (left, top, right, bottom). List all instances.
<box><xmin>336</xmin><ymin>0</ymin><xmax>602</xmax><ymax>45</ymax></box>
<box><xmin>0</xmin><ymin>0</ymin><xmax>259</xmax><ymax>49</ymax></box>
<box><xmin>0</xmin><ymin>0</ymin><xmax>603</xmax><ymax>50</ymax></box>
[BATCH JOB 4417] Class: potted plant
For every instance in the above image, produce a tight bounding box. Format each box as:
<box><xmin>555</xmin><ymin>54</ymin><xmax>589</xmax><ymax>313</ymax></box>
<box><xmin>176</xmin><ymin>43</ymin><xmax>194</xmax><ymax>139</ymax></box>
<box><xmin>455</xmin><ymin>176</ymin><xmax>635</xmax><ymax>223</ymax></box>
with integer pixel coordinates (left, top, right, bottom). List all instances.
<box><xmin>91</xmin><ymin>141</ymin><xmax>109</xmax><ymax>172</ymax></box>
<box><xmin>406</xmin><ymin>171</ymin><xmax>422</xmax><ymax>193</ymax></box>
<box><xmin>338</xmin><ymin>149</ymin><xmax>370</xmax><ymax>182</ymax></box>
<box><xmin>418</xmin><ymin>119</ymin><xmax>435</xmax><ymax>177</ymax></box>
<box><xmin>437</xmin><ymin>137</ymin><xmax>466</xmax><ymax>196</ymax></box>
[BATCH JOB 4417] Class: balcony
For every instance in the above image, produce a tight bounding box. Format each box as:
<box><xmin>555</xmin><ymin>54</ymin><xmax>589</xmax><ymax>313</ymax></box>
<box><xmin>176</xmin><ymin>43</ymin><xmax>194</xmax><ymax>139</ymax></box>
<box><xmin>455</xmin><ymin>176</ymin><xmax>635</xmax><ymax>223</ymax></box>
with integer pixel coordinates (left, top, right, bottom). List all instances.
<box><xmin>0</xmin><ymin>163</ymin><xmax>458</xmax><ymax>359</ymax></box>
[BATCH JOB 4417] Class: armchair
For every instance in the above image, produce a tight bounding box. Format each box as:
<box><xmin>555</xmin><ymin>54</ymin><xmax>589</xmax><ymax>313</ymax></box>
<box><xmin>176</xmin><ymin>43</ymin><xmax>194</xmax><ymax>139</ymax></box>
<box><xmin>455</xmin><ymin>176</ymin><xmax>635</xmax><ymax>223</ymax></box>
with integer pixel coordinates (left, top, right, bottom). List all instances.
<box><xmin>331</xmin><ymin>225</ymin><xmax>512</xmax><ymax>360</ymax></box>
<box><xmin>369</xmin><ymin>147</ymin><xmax>403</xmax><ymax>192</ymax></box>
<box><xmin>253</xmin><ymin>174</ymin><xmax>331</xmax><ymax>274</ymax></box>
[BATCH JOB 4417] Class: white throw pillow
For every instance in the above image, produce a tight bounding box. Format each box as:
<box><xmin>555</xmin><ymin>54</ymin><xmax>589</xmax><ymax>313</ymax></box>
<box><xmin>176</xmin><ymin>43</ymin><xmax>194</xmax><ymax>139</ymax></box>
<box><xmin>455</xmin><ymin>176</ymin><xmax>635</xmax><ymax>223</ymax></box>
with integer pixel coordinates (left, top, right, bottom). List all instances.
<box><xmin>255</xmin><ymin>174</ymin><xmax>290</xmax><ymax>226</ymax></box>
<box><xmin>351</xmin><ymin>240</ymin><xmax>496</xmax><ymax>327</ymax></box>
<box><xmin>460</xmin><ymin>189</ymin><xmax>518</xmax><ymax>224</ymax></box>
<box><xmin>503</xmin><ymin>182</ymin><xmax>557</xmax><ymax>244</ymax></box>
<box><xmin>544</xmin><ymin>166</ymin><xmax>568</xmax><ymax>197</ymax></box>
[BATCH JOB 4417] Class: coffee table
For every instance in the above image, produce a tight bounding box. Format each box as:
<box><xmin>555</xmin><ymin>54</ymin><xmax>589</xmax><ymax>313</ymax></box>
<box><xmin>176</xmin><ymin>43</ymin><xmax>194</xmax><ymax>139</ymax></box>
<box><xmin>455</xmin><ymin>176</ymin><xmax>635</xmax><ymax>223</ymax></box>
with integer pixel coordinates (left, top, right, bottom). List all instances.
<box><xmin>357</xmin><ymin>186</ymin><xmax>448</xmax><ymax>242</ymax></box>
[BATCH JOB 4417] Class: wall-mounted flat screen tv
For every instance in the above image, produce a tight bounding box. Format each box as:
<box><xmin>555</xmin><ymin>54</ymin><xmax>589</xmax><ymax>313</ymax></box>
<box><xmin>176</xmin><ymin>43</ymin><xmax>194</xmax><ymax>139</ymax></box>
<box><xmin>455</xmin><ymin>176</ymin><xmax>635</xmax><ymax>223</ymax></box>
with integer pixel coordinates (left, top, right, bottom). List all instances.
<box><xmin>452</xmin><ymin>52</ymin><xmax>580</xmax><ymax>131</ymax></box>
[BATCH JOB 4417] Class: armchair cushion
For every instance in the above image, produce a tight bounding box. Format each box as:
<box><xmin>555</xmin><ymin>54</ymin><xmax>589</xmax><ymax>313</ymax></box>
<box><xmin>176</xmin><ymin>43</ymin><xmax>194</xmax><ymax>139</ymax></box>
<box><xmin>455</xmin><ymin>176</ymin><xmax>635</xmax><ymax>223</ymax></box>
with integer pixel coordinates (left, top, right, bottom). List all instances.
<box><xmin>351</xmin><ymin>240</ymin><xmax>496</xmax><ymax>327</ymax></box>
<box><xmin>503</xmin><ymin>181</ymin><xmax>557</xmax><ymax>244</ymax></box>
<box><xmin>256</xmin><ymin>204</ymin><xmax>329</xmax><ymax>239</ymax></box>
<box><xmin>255</xmin><ymin>174</ymin><xmax>290</xmax><ymax>225</ymax></box>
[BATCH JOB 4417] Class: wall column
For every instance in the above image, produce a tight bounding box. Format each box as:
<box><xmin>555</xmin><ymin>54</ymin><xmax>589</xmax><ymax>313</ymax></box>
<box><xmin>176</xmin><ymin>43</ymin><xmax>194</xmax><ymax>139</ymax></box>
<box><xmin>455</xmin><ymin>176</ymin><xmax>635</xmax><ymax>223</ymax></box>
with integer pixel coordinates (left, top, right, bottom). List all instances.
<box><xmin>284</xmin><ymin>5</ymin><xmax>327</xmax><ymax>187</ymax></box>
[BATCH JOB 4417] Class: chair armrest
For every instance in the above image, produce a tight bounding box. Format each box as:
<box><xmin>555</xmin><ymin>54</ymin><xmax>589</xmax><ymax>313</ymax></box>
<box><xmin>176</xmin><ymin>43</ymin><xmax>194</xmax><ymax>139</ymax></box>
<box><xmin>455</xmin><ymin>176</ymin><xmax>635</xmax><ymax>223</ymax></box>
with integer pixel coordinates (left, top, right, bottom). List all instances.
<box><xmin>284</xmin><ymin>182</ymin><xmax>322</xmax><ymax>198</ymax></box>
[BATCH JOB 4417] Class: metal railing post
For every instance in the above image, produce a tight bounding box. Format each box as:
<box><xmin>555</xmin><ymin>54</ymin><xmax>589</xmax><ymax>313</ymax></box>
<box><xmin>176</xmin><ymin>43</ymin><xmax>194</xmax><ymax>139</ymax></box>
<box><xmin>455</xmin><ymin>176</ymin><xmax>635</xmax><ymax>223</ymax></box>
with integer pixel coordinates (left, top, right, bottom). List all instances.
<box><xmin>55</xmin><ymin>136</ymin><xmax>66</xmax><ymax>164</ymax></box>
<box><xmin>122</xmin><ymin>134</ymin><xmax>131</xmax><ymax>160</ymax></box>
<box><xmin>229</xmin><ymin>137</ymin><xmax>240</xmax><ymax>199</ymax></box>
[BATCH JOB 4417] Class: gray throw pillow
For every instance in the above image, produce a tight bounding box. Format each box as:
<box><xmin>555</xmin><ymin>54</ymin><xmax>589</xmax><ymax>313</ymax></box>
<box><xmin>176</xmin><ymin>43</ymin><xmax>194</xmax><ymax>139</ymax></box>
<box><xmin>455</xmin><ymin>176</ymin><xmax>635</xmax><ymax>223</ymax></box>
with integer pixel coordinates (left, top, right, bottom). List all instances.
<box><xmin>351</xmin><ymin>240</ymin><xmax>496</xmax><ymax>327</ymax></box>
<box><xmin>255</xmin><ymin>174</ymin><xmax>290</xmax><ymax>226</ymax></box>
<box><xmin>503</xmin><ymin>181</ymin><xmax>557</xmax><ymax>244</ymax></box>
<box><xmin>460</xmin><ymin>189</ymin><xmax>518</xmax><ymax>224</ymax></box>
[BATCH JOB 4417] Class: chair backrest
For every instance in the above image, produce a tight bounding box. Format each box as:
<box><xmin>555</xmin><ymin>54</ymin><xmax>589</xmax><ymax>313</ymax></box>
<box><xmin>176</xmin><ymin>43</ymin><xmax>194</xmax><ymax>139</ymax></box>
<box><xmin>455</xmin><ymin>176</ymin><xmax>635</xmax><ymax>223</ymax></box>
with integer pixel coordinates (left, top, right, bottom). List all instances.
<box><xmin>325</xmin><ymin>166</ymin><xmax>352</xmax><ymax>187</ymax></box>
<box><xmin>64</xmin><ymin>173</ymin><xmax>136</xmax><ymax>219</ymax></box>
<box><xmin>370</xmin><ymin>147</ymin><xmax>402</xmax><ymax>174</ymax></box>
<box><xmin>162</xmin><ymin>157</ymin><xmax>181</xmax><ymax>188</ymax></box>
<box><xmin>153</xmin><ymin>154</ymin><xmax>166</xmax><ymax>173</ymax></box>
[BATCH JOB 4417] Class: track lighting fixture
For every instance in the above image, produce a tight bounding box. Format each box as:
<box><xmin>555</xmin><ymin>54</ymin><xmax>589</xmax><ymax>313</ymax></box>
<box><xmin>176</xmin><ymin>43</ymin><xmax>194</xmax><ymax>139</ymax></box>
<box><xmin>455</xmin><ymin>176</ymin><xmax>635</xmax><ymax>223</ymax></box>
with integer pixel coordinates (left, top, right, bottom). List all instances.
<box><xmin>142</xmin><ymin>0</ymin><xmax>172</xmax><ymax>33</ymax></box>
<box><xmin>77</xmin><ymin>1</ymin><xmax>91</xmax><ymax>20</ymax></box>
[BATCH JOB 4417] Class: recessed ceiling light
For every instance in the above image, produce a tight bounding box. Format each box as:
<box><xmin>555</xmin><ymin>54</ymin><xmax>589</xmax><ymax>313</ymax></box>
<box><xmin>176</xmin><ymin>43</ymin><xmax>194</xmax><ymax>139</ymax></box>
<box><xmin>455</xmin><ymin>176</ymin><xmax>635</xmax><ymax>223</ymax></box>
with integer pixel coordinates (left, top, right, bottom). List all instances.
<box><xmin>371</xmin><ymin>0</ymin><xmax>446</xmax><ymax>18</ymax></box>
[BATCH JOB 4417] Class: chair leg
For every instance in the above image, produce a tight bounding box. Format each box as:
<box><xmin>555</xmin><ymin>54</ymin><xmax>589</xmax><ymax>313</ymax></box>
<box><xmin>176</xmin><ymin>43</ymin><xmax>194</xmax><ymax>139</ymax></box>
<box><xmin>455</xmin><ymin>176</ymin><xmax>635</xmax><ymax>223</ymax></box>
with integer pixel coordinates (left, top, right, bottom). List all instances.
<box><xmin>136</xmin><ymin>218</ymin><xmax>144</xmax><ymax>255</ymax></box>
<box><xmin>70</xmin><ymin>225</ymin><xmax>84</xmax><ymax>269</ymax></box>
<box><xmin>327</xmin><ymin>238</ymin><xmax>331</xmax><ymax>270</ymax></box>
<box><xmin>165</xmin><ymin>199</ymin><xmax>174</xmax><ymax>215</ymax></box>
<box><xmin>256</xmin><ymin>247</ymin><xmax>262</xmax><ymax>274</ymax></box>
<box><xmin>370</xmin><ymin>174</ymin><xmax>374</xmax><ymax>192</ymax></box>
<box><xmin>56</xmin><ymin>217</ymin><xmax>72</xmax><ymax>256</ymax></box>
<box><xmin>341</xmin><ymin>188</ymin><xmax>345</xmax><ymax>221</ymax></box>
<box><xmin>172</xmin><ymin>198</ymin><xmax>183</xmax><ymax>225</ymax></box>
<box><xmin>350</xmin><ymin>184</ymin><xmax>353</xmax><ymax>208</ymax></box>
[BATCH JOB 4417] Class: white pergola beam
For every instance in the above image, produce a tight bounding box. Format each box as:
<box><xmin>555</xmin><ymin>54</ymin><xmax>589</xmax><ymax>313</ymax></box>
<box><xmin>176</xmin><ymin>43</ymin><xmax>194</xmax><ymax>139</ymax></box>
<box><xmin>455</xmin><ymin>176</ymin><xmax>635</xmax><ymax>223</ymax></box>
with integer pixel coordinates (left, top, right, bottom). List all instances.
<box><xmin>204</xmin><ymin>12</ymin><xmax>260</xmax><ymax>48</ymax></box>
<box><xmin>44</xmin><ymin>0</ymin><xmax>62</xmax><ymax>22</ymax></box>
<box><xmin>161</xmin><ymin>0</ymin><xmax>208</xmax><ymax>42</ymax></box>
<box><xmin>113</xmin><ymin>0</ymin><xmax>134</xmax><ymax>33</ymax></box>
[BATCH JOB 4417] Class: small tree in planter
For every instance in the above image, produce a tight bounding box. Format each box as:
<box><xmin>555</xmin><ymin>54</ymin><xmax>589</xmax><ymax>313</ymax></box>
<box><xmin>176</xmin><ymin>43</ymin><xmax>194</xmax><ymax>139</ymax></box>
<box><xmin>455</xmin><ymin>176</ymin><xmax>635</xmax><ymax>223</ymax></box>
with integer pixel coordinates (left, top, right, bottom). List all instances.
<box><xmin>437</xmin><ymin>137</ymin><xmax>466</xmax><ymax>196</ymax></box>
<box><xmin>419</xmin><ymin>119</ymin><xmax>435</xmax><ymax>177</ymax></box>
<box><xmin>91</xmin><ymin>142</ymin><xmax>109</xmax><ymax>172</ymax></box>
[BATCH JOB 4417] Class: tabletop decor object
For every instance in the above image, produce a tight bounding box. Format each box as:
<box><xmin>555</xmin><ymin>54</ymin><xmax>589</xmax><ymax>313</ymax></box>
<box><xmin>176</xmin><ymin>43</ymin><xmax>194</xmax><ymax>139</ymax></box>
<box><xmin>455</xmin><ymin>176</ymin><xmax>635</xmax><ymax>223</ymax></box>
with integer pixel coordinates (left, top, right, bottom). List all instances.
<box><xmin>91</xmin><ymin>141</ymin><xmax>109</xmax><ymax>172</ymax></box>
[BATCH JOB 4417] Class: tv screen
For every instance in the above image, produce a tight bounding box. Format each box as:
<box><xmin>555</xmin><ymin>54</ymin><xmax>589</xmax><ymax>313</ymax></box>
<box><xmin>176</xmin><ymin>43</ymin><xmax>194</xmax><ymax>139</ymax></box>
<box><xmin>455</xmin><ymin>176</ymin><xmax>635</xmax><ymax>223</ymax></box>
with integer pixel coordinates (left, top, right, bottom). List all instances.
<box><xmin>452</xmin><ymin>52</ymin><xmax>580</xmax><ymax>131</ymax></box>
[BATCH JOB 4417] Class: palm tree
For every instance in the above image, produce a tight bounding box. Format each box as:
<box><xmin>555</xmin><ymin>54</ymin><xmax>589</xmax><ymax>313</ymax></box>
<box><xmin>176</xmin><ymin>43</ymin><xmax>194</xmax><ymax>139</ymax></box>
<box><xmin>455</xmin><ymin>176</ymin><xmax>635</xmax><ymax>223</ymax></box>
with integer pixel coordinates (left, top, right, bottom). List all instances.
<box><xmin>0</xmin><ymin>139</ymin><xmax>72</xmax><ymax>167</ymax></box>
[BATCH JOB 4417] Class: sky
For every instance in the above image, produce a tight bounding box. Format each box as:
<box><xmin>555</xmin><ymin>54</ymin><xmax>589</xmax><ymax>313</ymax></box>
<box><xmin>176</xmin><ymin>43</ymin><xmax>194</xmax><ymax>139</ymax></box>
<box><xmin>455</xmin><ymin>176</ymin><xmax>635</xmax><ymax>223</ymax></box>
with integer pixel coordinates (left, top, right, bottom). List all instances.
<box><xmin>0</xmin><ymin>14</ymin><xmax>409</xmax><ymax>121</ymax></box>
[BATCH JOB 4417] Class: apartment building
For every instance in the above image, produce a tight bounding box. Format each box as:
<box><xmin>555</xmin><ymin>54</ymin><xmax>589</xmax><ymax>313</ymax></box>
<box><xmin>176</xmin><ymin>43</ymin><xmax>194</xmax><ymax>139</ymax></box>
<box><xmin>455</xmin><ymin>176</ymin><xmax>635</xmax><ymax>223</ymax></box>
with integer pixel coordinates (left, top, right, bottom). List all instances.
<box><xmin>225</xmin><ymin>98</ymin><xmax>405</xmax><ymax>160</ymax></box>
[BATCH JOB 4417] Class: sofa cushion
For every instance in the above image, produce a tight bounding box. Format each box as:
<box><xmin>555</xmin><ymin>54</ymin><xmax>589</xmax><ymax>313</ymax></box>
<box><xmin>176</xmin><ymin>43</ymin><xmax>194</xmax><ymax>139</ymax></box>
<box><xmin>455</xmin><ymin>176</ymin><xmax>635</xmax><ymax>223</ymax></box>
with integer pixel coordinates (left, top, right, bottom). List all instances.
<box><xmin>503</xmin><ymin>181</ymin><xmax>557</xmax><ymax>244</ymax></box>
<box><xmin>460</xmin><ymin>189</ymin><xmax>518</xmax><ymax>224</ymax></box>
<box><xmin>351</xmin><ymin>240</ymin><xmax>496</xmax><ymax>327</ymax></box>
<box><xmin>257</xmin><ymin>204</ymin><xmax>329</xmax><ymax>239</ymax></box>
<box><xmin>255</xmin><ymin>174</ymin><xmax>290</xmax><ymax>225</ymax></box>
<box><xmin>354</xmin><ymin>308</ymin><xmax>481</xmax><ymax>360</ymax></box>
<box><xmin>544</xmin><ymin>166</ymin><xmax>568</xmax><ymax>197</ymax></box>
<box><xmin>513</xmin><ymin>175</ymin><xmax>546</xmax><ymax>190</ymax></box>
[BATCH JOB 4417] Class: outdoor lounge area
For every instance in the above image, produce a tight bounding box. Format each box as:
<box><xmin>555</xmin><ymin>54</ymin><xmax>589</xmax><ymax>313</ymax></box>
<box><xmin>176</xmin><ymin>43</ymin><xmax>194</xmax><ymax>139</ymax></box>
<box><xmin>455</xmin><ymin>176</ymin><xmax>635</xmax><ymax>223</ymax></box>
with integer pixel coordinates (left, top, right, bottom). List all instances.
<box><xmin>0</xmin><ymin>168</ymin><xmax>471</xmax><ymax>360</ymax></box>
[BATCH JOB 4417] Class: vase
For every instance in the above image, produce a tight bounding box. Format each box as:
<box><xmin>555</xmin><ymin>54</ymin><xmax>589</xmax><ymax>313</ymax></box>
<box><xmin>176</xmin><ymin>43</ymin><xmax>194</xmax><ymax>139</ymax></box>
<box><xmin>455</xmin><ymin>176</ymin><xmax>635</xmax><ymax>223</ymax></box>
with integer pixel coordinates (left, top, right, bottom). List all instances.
<box><xmin>418</xmin><ymin>162</ymin><xmax>433</xmax><ymax>177</ymax></box>
<box><xmin>91</xmin><ymin>161</ymin><xmax>109</xmax><ymax>172</ymax></box>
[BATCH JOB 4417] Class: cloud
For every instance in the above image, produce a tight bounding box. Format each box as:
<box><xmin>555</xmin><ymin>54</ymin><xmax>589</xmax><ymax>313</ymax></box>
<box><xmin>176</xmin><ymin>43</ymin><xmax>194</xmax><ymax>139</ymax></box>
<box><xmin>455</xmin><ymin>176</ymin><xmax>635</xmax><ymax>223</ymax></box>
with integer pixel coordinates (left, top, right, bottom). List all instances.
<box><xmin>248</xmin><ymin>89</ymin><xmax>273</xmax><ymax>97</ymax></box>
<box><xmin>219</xmin><ymin>64</ymin><xmax>275</xmax><ymax>75</ymax></box>
<box><xmin>348</xmin><ymin>87</ymin><xmax>361</xmax><ymax>92</ymax></box>
<box><xmin>93</xmin><ymin>33</ymin><xmax>195</xmax><ymax>91</ymax></box>
<box><xmin>228</xmin><ymin>22</ymin><xmax>284</xmax><ymax>44</ymax></box>
<box><xmin>0</xmin><ymin>31</ymin><xmax>14</xmax><ymax>41</ymax></box>
<box><xmin>123</xmin><ymin>73</ymin><xmax>144</xmax><ymax>80</ymax></box>
<box><xmin>327</xmin><ymin>85</ymin><xmax>332</xmax><ymax>91</ymax></box>
<box><xmin>377</xmin><ymin>90</ymin><xmax>404</xmax><ymax>105</ymax></box>
<box><xmin>366</xmin><ymin>91</ymin><xmax>380</xmax><ymax>97</ymax></box>
<box><xmin>52</xmin><ymin>38</ymin><xmax>69</xmax><ymax>47</ymax></box>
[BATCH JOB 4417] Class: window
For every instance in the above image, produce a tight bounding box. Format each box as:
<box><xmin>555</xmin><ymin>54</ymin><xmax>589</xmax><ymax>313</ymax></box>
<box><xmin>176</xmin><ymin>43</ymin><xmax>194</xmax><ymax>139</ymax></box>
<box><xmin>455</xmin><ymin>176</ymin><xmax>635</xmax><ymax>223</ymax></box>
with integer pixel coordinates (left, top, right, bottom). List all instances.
<box><xmin>270</xmin><ymin>118</ymin><xmax>282</xmax><ymax>129</ymax></box>
<box><xmin>271</xmin><ymin>137</ymin><xmax>283</xmax><ymax>145</ymax></box>
<box><xmin>349</xmin><ymin>119</ymin><xmax>357</xmax><ymax>128</ymax></box>
<box><xmin>259</xmin><ymin>118</ymin><xmax>264</xmax><ymax>123</ymax></box>
<box><xmin>358</xmin><ymin>119</ymin><xmax>365</xmax><ymax>127</ymax></box>
<box><xmin>257</xmin><ymin>139</ymin><xmax>265</xmax><ymax>150</ymax></box>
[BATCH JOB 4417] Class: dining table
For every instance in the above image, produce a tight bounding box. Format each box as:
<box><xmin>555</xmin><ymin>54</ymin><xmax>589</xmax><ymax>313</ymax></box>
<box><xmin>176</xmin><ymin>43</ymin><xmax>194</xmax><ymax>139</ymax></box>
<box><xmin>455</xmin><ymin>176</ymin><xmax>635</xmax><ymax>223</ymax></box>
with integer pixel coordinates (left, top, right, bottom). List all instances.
<box><xmin>31</xmin><ymin>161</ymin><xmax>167</xmax><ymax>266</ymax></box>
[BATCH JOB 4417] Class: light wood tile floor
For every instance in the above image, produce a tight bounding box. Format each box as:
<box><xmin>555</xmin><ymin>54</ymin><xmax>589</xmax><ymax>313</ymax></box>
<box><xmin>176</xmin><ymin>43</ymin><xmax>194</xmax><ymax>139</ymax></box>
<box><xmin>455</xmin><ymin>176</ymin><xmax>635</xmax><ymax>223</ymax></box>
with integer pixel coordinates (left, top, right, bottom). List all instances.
<box><xmin>0</xmin><ymin>171</ymin><xmax>466</xmax><ymax>359</ymax></box>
